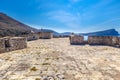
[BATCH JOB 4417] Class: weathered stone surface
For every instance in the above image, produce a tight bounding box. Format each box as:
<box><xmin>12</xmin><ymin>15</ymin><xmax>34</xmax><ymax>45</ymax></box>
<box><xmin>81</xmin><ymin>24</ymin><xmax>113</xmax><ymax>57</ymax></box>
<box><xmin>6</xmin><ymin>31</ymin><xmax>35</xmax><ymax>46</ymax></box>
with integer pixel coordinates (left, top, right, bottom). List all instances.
<box><xmin>21</xmin><ymin>33</ymin><xmax>39</xmax><ymax>41</ymax></box>
<box><xmin>0</xmin><ymin>38</ymin><xmax>5</xmax><ymax>53</ymax></box>
<box><xmin>0</xmin><ymin>37</ymin><xmax>27</xmax><ymax>53</ymax></box>
<box><xmin>38</xmin><ymin>32</ymin><xmax>53</xmax><ymax>39</ymax></box>
<box><xmin>70</xmin><ymin>35</ymin><xmax>84</xmax><ymax>44</ymax></box>
<box><xmin>88</xmin><ymin>36</ymin><xmax>120</xmax><ymax>47</ymax></box>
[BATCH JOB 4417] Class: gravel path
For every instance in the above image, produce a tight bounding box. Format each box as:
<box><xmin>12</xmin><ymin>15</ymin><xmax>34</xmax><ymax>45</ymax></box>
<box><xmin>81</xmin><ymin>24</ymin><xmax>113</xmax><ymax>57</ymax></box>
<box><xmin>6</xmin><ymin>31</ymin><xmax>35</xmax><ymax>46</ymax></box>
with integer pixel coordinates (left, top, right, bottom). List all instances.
<box><xmin>0</xmin><ymin>38</ymin><xmax>120</xmax><ymax>80</ymax></box>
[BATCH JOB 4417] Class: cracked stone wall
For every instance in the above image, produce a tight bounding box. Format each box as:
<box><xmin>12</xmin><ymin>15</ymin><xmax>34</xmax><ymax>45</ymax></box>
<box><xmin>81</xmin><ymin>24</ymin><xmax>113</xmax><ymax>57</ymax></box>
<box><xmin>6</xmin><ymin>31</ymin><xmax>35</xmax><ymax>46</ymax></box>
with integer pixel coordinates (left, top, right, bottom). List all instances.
<box><xmin>0</xmin><ymin>37</ymin><xmax>27</xmax><ymax>53</ymax></box>
<box><xmin>70</xmin><ymin>35</ymin><xmax>84</xmax><ymax>44</ymax></box>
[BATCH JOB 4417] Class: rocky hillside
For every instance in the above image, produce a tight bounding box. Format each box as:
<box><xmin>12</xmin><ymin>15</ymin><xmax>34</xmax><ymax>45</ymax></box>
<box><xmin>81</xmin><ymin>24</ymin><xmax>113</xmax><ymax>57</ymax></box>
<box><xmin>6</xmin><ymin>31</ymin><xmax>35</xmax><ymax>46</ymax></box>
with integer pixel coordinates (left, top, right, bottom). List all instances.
<box><xmin>0</xmin><ymin>13</ymin><xmax>37</xmax><ymax>37</ymax></box>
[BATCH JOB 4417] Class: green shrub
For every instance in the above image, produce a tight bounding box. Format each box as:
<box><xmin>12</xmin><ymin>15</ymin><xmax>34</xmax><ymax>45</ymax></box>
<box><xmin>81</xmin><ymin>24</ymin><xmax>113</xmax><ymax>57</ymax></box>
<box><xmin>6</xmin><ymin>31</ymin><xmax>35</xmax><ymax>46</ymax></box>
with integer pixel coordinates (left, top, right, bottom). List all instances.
<box><xmin>30</xmin><ymin>66</ymin><xmax>38</xmax><ymax>71</ymax></box>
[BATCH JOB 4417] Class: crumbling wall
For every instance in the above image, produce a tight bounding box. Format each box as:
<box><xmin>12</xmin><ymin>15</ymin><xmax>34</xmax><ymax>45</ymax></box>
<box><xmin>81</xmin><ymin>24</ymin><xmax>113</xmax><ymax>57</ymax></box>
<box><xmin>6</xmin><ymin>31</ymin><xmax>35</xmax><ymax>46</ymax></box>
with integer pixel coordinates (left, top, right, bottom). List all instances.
<box><xmin>39</xmin><ymin>32</ymin><xmax>53</xmax><ymax>39</ymax></box>
<box><xmin>0</xmin><ymin>37</ymin><xmax>27</xmax><ymax>53</ymax></box>
<box><xmin>70</xmin><ymin>35</ymin><xmax>84</xmax><ymax>44</ymax></box>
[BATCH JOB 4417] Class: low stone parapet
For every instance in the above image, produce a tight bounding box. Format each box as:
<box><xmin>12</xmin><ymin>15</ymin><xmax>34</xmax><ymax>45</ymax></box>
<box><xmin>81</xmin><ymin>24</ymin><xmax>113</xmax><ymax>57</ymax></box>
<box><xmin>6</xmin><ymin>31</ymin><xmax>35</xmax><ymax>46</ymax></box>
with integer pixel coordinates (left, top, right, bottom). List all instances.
<box><xmin>70</xmin><ymin>35</ymin><xmax>84</xmax><ymax>45</ymax></box>
<box><xmin>0</xmin><ymin>37</ymin><xmax>27</xmax><ymax>53</ymax></box>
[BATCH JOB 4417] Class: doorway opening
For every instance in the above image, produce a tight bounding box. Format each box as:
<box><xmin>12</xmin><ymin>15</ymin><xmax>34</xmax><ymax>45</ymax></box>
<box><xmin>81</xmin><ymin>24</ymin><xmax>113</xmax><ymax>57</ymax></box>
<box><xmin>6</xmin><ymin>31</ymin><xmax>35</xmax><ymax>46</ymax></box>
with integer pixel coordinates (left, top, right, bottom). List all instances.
<box><xmin>84</xmin><ymin>36</ymin><xmax>88</xmax><ymax>44</ymax></box>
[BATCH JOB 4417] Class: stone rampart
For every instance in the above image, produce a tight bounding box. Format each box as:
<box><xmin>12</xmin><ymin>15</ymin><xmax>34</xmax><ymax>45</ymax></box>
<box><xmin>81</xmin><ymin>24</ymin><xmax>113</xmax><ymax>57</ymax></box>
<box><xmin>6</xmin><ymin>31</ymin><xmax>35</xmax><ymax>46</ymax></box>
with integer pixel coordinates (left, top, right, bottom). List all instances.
<box><xmin>70</xmin><ymin>35</ymin><xmax>84</xmax><ymax>44</ymax></box>
<box><xmin>0</xmin><ymin>37</ymin><xmax>27</xmax><ymax>53</ymax></box>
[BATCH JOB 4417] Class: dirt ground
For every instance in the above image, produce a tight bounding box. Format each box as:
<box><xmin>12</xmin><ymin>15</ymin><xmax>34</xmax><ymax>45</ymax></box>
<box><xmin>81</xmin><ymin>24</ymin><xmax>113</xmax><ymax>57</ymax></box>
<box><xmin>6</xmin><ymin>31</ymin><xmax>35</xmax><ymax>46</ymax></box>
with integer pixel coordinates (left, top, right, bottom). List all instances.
<box><xmin>0</xmin><ymin>38</ymin><xmax>120</xmax><ymax>80</ymax></box>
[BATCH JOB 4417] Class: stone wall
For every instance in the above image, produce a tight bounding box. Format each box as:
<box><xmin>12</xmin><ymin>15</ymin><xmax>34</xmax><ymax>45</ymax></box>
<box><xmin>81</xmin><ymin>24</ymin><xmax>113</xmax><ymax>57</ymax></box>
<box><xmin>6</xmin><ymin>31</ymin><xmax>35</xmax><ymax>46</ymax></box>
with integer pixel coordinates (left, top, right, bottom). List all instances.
<box><xmin>119</xmin><ymin>37</ymin><xmax>120</xmax><ymax>46</ymax></box>
<box><xmin>88</xmin><ymin>36</ymin><xmax>109</xmax><ymax>45</ymax></box>
<box><xmin>70</xmin><ymin>35</ymin><xmax>84</xmax><ymax>44</ymax></box>
<box><xmin>0</xmin><ymin>37</ymin><xmax>27</xmax><ymax>53</ymax></box>
<box><xmin>88</xmin><ymin>36</ymin><xmax>120</xmax><ymax>47</ymax></box>
<box><xmin>69</xmin><ymin>35</ymin><xmax>120</xmax><ymax>47</ymax></box>
<box><xmin>21</xmin><ymin>33</ymin><xmax>39</xmax><ymax>41</ymax></box>
<box><xmin>39</xmin><ymin>32</ymin><xmax>53</xmax><ymax>39</ymax></box>
<box><xmin>0</xmin><ymin>38</ymin><xmax>5</xmax><ymax>53</ymax></box>
<box><xmin>111</xmin><ymin>36</ymin><xmax>119</xmax><ymax>46</ymax></box>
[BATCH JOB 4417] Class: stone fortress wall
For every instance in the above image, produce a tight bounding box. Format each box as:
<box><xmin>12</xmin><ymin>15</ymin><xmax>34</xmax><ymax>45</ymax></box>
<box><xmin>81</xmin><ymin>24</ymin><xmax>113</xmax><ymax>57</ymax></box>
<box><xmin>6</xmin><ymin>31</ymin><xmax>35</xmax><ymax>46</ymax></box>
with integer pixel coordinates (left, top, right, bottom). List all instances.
<box><xmin>70</xmin><ymin>35</ymin><xmax>120</xmax><ymax>47</ymax></box>
<box><xmin>0</xmin><ymin>37</ymin><xmax>27</xmax><ymax>53</ymax></box>
<box><xmin>38</xmin><ymin>32</ymin><xmax>53</xmax><ymax>39</ymax></box>
<box><xmin>21</xmin><ymin>33</ymin><xmax>39</xmax><ymax>41</ymax></box>
<box><xmin>21</xmin><ymin>32</ymin><xmax>53</xmax><ymax>41</ymax></box>
<box><xmin>70</xmin><ymin>35</ymin><xmax>84</xmax><ymax>44</ymax></box>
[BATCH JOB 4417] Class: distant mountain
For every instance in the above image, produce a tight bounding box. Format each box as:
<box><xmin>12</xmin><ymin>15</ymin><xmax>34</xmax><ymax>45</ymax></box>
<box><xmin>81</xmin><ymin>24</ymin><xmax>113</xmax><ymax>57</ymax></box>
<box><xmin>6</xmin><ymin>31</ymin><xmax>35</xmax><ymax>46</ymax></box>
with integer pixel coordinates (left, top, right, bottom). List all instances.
<box><xmin>0</xmin><ymin>13</ymin><xmax>119</xmax><ymax>37</ymax></box>
<box><xmin>60</xmin><ymin>32</ymin><xmax>72</xmax><ymax>35</ymax></box>
<box><xmin>0</xmin><ymin>13</ymin><xmax>37</xmax><ymax>37</ymax></box>
<box><xmin>38</xmin><ymin>29</ymin><xmax>119</xmax><ymax>37</ymax></box>
<box><xmin>81</xmin><ymin>29</ymin><xmax>119</xmax><ymax>36</ymax></box>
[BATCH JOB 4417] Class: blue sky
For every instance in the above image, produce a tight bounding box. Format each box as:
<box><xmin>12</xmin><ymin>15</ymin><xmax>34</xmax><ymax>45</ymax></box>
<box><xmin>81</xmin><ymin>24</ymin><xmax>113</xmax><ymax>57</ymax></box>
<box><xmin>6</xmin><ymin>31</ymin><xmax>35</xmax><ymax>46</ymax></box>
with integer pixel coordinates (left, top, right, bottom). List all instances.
<box><xmin>0</xmin><ymin>0</ymin><xmax>120</xmax><ymax>33</ymax></box>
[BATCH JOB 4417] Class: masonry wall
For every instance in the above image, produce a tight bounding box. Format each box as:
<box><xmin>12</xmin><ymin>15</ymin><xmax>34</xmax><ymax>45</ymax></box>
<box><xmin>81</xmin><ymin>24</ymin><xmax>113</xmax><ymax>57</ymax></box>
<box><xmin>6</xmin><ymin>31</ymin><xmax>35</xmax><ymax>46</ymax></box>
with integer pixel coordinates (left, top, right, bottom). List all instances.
<box><xmin>88</xmin><ymin>36</ymin><xmax>120</xmax><ymax>47</ymax></box>
<box><xmin>111</xmin><ymin>36</ymin><xmax>119</xmax><ymax>46</ymax></box>
<box><xmin>88</xmin><ymin>36</ymin><xmax>103</xmax><ymax>45</ymax></box>
<box><xmin>118</xmin><ymin>37</ymin><xmax>120</xmax><ymax>47</ymax></box>
<box><xmin>8</xmin><ymin>37</ymin><xmax>27</xmax><ymax>51</ymax></box>
<box><xmin>39</xmin><ymin>32</ymin><xmax>53</xmax><ymax>39</ymax></box>
<box><xmin>0</xmin><ymin>37</ymin><xmax>27</xmax><ymax>53</ymax></box>
<box><xmin>70</xmin><ymin>35</ymin><xmax>84</xmax><ymax>44</ymax></box>
<box><xmin>21</xmin><ymin>33</ymin><xmax>39</xmax><ymax>41</ymax></box>
<box><xmin>0</xmin><ymin>38</ymin><xmax>5</xmax><ymax>53</ymax></box>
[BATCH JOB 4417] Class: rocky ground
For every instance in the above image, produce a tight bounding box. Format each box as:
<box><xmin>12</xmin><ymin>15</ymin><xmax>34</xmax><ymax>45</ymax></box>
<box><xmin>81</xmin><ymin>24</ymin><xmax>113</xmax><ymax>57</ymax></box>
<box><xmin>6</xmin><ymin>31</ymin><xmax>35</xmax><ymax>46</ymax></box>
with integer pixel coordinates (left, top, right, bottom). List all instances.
<box><xmin>0</xmin><ymin>38</ymin><xmax>120</xmax><ymax>80</ymax></box>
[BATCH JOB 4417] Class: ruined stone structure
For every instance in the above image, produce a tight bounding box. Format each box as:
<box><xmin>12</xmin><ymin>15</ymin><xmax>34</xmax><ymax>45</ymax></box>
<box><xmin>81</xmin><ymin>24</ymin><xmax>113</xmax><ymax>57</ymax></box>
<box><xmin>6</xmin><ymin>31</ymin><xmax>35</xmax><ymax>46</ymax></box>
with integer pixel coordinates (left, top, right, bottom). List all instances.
<box><xmin>0</xmin><ymin>37</ymin><xmax>27</xmax><ymax>53</ymax></box>
<box><xmin>70</xmin><ymin>35</ymin><xmax>84</xmax><ymax>44</ymax></box>
<box><xmin>70</xmin><ymin>35</ymin><xmax>120</xmax><ymax>47</ymax></box>
<box><xmin>38</xmin><ymin>32</ymin><xmax>53</xmax><ymax>39</ymax></box>
<box><xmin>21</xmin><ymin>33</ymin><xmax>39</xmax><ymax>41</ymax></box>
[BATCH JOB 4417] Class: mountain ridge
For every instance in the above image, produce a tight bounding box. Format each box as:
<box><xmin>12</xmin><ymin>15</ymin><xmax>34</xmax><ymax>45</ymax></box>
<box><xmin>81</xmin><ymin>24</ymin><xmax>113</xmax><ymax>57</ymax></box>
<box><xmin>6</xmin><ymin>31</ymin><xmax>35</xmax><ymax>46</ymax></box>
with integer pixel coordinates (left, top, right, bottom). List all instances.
<box><xmin>0</xmin><ymin>13</ymin><xmax>37</xmax><ymax>37</ymax></box>
<box><xmin>0</xmin><ymin>13</ymin><xmax>119</xmax><ymax>37</ymax></box>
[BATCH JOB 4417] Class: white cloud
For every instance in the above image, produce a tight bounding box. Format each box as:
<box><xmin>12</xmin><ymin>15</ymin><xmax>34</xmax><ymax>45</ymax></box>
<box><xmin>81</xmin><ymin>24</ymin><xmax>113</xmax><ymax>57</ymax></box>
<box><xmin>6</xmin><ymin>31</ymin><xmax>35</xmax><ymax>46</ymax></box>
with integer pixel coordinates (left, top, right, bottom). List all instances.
<box><xmin>47</xmin><ymin>10</ymin><xmax>81</xmax><ymax>29</ymax></box>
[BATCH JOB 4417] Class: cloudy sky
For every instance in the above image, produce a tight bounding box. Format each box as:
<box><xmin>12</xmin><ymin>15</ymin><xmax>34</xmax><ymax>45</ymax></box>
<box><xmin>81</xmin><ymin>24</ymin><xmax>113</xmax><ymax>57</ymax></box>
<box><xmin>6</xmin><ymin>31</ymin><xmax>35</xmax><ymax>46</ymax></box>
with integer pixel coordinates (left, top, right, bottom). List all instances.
<box><xmin>0</xmin><ymin>0</ymin><xmax>120</xmax><ymax>33</ymax></box>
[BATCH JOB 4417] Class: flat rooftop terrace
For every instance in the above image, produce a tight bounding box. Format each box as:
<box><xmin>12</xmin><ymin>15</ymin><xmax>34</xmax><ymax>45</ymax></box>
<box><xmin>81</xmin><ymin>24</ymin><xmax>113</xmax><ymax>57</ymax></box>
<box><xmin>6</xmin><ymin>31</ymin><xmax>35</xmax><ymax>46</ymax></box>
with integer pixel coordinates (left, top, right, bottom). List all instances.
<box><xmin>0</xmin><ymin>38</ymin><xmax>120</xmax><ymax>80</ymax></box>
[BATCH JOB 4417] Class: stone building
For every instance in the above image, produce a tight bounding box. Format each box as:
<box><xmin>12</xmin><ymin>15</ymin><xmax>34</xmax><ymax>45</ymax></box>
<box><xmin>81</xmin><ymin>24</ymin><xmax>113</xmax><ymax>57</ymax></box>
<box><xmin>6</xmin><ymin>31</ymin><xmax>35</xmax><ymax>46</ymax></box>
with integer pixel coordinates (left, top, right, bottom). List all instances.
<box><xmin>0</xmin><ymin>37</ymin><xmax>27</xmax><ymax>53</ymax></box>
<box><xmin>70</xmin><ymin>35</ymin><xmax>84</xmax><ymax>44</ymax></box>
<box><xmin>38</xmin><ymin>32</ymin><xmax>53</xmax><ymax>39</ymax></box>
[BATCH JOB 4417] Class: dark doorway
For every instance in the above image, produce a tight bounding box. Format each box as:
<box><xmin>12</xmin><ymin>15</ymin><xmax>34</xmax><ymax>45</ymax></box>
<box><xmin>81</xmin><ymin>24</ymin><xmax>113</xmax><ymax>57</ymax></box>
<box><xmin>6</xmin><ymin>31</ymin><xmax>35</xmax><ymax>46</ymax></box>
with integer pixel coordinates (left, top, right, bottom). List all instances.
<box><xmin>5</xmin><ymin>39</ymin><xmax>11</xmax><ymax>48</ymax></box>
